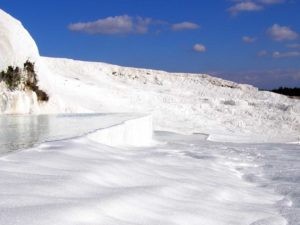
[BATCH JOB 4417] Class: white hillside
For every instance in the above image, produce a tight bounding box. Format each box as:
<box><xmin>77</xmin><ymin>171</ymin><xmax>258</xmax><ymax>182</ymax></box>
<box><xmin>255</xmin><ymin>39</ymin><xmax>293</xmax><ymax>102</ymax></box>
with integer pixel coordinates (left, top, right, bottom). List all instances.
<box><xmin>43</xmin><ymin>57</ymin><xmax>300</xmax><ymax>142</ymax></box>
<box><xmin>0</xmin><ymin>9</ymin><xmax>299</xmax><ymax>142</ymax></box>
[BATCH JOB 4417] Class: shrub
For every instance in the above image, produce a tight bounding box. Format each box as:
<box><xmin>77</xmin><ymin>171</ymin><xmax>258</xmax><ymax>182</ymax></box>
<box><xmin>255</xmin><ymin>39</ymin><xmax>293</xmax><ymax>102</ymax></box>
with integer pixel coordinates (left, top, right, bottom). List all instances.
<box><xmin>0</xmin><ymin>61</ymin><xmax>49</xmax><ymax>102</ymax></box>
<box><xmin>23</xmin><ymin>61</ymin><xmax>49</xmax><ymax>102</ymax></box>
<box><xmin>24</xmin><ymin>61</ymin><xmax>38</xmax><ymax>84</ymax></box>
<box><xmin>35</xmin><ymin>89</ymin><xmax>49</xmax><ymax>101</ymax></box>
<box><xmin>0</xmin><ymin>66</ymin><xmax>22</xmax><ymax>90</ymax></box>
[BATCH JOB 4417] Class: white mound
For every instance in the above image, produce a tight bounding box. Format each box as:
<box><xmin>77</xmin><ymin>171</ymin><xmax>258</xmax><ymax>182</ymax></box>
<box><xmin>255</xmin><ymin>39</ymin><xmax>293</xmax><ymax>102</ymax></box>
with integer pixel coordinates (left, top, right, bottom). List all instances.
<box><xmin>0</xmin><ymin>9</ymin><xmax>39</xmax><ymax>71</ymax></box>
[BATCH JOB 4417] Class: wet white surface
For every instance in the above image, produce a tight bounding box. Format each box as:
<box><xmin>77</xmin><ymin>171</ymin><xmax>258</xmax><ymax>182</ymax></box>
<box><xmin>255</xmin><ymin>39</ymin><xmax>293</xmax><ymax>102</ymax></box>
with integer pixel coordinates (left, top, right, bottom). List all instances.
<box><xmin>0</xmin><ymin>114</ymin><xmax>141</xmax><ymax>154</ymax></box>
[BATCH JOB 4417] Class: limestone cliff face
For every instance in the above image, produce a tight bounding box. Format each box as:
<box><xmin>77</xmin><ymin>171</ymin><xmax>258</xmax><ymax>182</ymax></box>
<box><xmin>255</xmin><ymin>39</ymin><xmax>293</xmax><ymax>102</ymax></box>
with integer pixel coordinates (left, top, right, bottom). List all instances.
<box><xmin>0</xmin><ymin>9</ymin><xmax>39</xmax><ymax>71</ymax></box>
<box><xmin>0</xmin><ymin>9</ymin><xmax>53</xmax><ymax>114</ymax></box>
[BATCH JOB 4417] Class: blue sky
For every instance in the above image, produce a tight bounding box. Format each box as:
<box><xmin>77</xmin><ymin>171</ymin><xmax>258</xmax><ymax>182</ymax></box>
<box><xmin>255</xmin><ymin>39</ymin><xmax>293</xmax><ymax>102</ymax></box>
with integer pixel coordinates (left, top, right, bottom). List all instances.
<box><xmin>1</xmin><ymin>0</ymin><xmax>300</xmax><ymax>89</ymax></box>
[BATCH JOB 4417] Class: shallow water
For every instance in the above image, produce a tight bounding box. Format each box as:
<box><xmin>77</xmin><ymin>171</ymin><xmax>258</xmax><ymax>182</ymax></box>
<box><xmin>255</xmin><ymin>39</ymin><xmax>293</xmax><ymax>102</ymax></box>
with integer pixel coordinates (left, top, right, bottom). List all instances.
<box><xmin>0</xmin><ymin>113</ymin><xmax>137</xmax><ymax>154</ymax></box>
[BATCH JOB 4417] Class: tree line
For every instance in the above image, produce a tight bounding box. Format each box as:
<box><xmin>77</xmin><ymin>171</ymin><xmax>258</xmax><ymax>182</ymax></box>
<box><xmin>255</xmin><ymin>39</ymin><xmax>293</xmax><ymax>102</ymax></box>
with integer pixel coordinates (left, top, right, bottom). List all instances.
<box><xmin>271</xmin><ymin>87</ymin><xmax>300</xmax><ymax>97</ymax></box>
